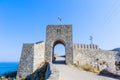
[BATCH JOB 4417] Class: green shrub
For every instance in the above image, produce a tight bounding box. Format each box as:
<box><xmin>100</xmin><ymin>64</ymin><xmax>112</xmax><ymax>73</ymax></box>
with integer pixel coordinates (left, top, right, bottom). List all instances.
<box><xmin>2</xmin><ymin>71</ymin><xmax>17</xmax><ymax>78</ymax></box>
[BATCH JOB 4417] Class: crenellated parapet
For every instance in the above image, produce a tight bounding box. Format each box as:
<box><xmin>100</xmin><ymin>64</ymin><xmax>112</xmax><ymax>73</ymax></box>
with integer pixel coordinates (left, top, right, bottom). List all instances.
<box><xmin>73</xmin><ymin>43</ymin><xmax>99</xmax><ymax>50</ymax></box>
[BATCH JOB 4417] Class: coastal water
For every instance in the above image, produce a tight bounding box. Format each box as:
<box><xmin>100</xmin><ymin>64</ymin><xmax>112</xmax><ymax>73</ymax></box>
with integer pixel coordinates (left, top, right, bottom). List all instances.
<box><xmin>0</xmin><ymin>62</ymin><xmax>19</xmax><ymax>75</ymax></box>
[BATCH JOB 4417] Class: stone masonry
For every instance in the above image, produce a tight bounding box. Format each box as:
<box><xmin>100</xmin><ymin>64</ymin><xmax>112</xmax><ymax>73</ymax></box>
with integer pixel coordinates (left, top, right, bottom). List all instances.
<box><xmin>73</xmin><ymin>43</ymin><xmax>116</xmax><ymax>71</ymax></box>
<box><xmin>45</xmin><ymin>25</ymin><xmax>73</xmax><ymax>64</ymax></box>
<box><xmin>17</xmin><ymin>24</ymin><xmax>117</xmax><ymax>78</ymax></box>
<box><xmin>17</xmin><ymin>42</ymin><xmax>45</xmax><ymax>78</ymax></box>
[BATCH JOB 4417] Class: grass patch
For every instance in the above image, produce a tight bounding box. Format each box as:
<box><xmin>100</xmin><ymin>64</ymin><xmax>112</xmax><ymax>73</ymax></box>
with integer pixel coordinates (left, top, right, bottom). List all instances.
<box><xmin>73</xmin><ymin>63</ymin><xmax>79</xmax><ymax>67</ymax></box>
<box><xmin>73</xmin><ymin>63</ymin><xmax>100</xmax><ymax>74</ymax></box>
<box><xmin>80</xmin><ymin>64</ymin><xmax>100</xmax><ymax>74</ymax></box>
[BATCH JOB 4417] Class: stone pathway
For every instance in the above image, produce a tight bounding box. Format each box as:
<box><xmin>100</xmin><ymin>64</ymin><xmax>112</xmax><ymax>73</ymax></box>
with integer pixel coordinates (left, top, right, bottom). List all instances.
<box><xmin>53</xmin><ymin>57</ymin><xmax>118</xmax><ymax>80</ymax></box>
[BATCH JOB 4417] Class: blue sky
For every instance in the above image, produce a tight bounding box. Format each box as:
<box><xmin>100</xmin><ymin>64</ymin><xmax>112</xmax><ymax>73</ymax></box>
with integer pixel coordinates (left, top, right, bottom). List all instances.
<box><xmin>0</xmin><ymin>0</ymin><xmax>120</xmax><ymax>62</ymax></box>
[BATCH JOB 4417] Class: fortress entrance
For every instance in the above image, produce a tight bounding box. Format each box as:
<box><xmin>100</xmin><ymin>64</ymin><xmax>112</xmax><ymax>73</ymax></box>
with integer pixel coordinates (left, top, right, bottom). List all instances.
<box><xmin>45</xmin><ymin>25</ymin><xmax>73</xmax><ymax>64</ymax></box>
<box><xmin>53</xmin><ymin>40</ymin><xmax>65</xmax><ymax>64</ymax></box>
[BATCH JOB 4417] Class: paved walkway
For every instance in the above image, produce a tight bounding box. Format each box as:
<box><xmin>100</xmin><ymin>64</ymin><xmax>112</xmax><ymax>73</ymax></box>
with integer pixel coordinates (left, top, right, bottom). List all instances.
<box><xmin>53</xmin><ymin>57</ymin><xmax>117</xmax><ymax>80</ymax></box>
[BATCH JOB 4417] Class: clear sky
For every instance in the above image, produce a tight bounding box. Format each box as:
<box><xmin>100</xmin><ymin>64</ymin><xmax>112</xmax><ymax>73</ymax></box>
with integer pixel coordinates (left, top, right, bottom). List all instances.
<box><xmin>0</xmin><ymin>0</ymin><xmax>120</xmax><ymax>62</ymax></box>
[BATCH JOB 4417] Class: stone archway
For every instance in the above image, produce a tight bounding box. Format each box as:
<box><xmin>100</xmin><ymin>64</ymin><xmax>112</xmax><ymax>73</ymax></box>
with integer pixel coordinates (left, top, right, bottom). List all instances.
<box><xmin>45</xmin><ymin>25</ymin><xmax>73</xmax><ymax>64</ymax></box>
<box><xmin>52</xmin><ymin>39</ymin><xmax>66</xmax><ymax>63</ymax></box>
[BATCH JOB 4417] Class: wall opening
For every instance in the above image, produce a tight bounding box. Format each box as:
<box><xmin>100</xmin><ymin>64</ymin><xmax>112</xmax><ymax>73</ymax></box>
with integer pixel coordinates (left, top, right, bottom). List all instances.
<box><xmin>52</xmin><ymin>40</ymin><xmax>66</xmax><ymax>64</ymax></box>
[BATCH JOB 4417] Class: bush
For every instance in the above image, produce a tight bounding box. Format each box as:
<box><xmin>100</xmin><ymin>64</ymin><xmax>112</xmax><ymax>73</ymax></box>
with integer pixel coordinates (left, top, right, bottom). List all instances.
<box><xmin>80</xmin><ymin>64</ymin><xmax>100</xmax><ymax>74</ymax></box>
<box><xmin>73</xmin><ymin>63</ymin><xmax>79</xmax><ymax>67</ymax></box>
<box><xmin>2</xmin><ymin>71</ymin><xmax>17</xmax><ymax>78</ymax></box>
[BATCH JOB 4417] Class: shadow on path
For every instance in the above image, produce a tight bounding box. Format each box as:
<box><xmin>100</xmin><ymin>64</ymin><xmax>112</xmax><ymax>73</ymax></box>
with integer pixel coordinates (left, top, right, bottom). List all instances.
<box><xmin>53</xmin><ymin>60</ymin><xmax>65</xmax><ymax>64</ymax></box>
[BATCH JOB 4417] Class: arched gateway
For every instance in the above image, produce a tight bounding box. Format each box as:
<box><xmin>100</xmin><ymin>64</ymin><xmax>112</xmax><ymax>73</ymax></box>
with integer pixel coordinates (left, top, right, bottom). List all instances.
<box><xmin>45</xmin><ymin>25</ymin><xmax>73</xmax><ymax>64</ymax></box>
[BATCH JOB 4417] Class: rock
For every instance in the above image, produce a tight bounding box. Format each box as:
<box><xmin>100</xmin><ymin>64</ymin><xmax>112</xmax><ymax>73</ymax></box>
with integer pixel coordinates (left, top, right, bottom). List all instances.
<box><xmin>99</xmin><ymin>68</ymin><xmax>120</xmax><ymax>79</ymax></box>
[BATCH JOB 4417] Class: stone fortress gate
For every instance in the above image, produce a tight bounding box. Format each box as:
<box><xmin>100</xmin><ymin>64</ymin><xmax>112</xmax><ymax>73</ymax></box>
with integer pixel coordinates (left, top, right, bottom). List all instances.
<box><xmin>17</xmin><ymin>24</ymin><xmax>117</xmax><ymax>78</ymax></box>
<box><xmin>45</xmin><ymin>25</ymin><xmax>73</xmax><ymax>64</ymax></box>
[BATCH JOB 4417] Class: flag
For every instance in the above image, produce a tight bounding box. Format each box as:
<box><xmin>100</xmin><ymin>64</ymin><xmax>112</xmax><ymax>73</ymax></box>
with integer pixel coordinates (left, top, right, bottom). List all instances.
<box><xmin>58</xmin><ymin>17</ymin><xmax>62</xmax><ymax>21</ymax></box>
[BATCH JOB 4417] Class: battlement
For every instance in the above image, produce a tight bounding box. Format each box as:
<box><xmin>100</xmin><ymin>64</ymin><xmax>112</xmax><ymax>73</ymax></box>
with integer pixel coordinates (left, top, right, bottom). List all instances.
<box><xmin>73</xmin><ymin>44</ymin><xmax>99</xmax><ymax>50</ymax></box>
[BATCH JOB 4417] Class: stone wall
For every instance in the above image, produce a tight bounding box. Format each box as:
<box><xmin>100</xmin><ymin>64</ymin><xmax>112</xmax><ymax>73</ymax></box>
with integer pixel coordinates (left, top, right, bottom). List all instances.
<box><xmin>17</xmin><ymin>42</ymin><xmax>45</xmax><ymax>78</ymax></box>
<box><xmin>33</xmin><ymin>42</ymin><xmax>45</xmax><ymax>72</ymax></box>
<box><xmin>73</xmin><ymin>44</ymin><xmax>116</xmax><ymax>71</ymax></box>
<box><xmin>45</xmin><ymin>63</ymin><xmax>59</xmax><ymax>80</ymax></box>
<box><xmin>17</xmin><ymin>42</ymin><xmax>117</xmax><ymax>78</ymax></box>
<box><xmin>17</xmin><ymin>44</ymin><xmax>34</xmax><ymax>78</ymax></box>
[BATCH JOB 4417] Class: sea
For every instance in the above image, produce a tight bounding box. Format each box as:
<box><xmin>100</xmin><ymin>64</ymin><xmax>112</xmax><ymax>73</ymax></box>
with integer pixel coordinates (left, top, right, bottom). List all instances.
<box><xmin>0</xmin><ymin>62</ymin><xmax>19</xmax><ymax>75</ymax></box>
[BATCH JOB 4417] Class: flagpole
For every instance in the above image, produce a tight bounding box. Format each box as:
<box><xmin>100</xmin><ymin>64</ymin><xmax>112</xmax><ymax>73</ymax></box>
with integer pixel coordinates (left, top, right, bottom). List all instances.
<box><xmin>58</xmin><ymin>17</ymin><xmax>62</xmax><ymax>24</ymax></box>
